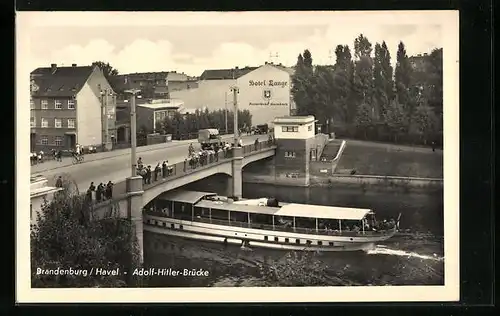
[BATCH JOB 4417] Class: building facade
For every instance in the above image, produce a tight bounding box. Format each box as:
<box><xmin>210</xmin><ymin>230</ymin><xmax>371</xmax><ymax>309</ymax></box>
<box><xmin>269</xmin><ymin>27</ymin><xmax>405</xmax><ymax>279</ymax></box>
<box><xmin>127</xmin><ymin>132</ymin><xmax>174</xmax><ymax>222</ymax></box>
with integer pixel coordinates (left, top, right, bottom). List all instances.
<box><xmin>170</xmin><ymin>63</ymin><xmax>295</xmax><ymax>126</ymax></box>
<box><xmin>30</xmin><ymin>64</ymin><xmax>116</xmax><ymax>152</ymax></box>
<box><xmin>272</xmin><ymin>115</ymin><xmax>317</xmax><ymax>186</ymax></box>
<box><xmin>136</xmin><ymin>99</ymin><xmax>185</xmax><ymax>134</ymax></box>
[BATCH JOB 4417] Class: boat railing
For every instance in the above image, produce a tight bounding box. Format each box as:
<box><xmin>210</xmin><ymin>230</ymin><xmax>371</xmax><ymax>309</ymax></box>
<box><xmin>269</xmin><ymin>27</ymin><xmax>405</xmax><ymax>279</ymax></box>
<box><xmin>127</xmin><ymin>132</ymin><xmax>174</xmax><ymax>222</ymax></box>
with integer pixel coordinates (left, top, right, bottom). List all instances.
<box><xmin>145</xmin><ymin>212</ymin><xmax>395</xmax><ymax>237</ymax></box>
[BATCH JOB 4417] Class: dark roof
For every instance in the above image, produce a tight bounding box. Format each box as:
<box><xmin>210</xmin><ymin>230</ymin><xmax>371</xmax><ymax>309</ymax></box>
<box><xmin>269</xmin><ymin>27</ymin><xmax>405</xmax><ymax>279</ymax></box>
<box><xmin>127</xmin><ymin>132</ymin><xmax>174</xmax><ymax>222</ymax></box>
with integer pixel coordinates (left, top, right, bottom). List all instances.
<box><xmin>30</xmin><ymin>65</ymin><xmax>95</xmax><ymax>97</ymax></box>
<box><xmin>199</xmin><ymin>67</ymin><xmax>258</xmax><ymax>80</ymax></box>
<box><xmin>107</xmin><ymin>75</ymin><xmax>130</xmax><ymax>92</ymax></box>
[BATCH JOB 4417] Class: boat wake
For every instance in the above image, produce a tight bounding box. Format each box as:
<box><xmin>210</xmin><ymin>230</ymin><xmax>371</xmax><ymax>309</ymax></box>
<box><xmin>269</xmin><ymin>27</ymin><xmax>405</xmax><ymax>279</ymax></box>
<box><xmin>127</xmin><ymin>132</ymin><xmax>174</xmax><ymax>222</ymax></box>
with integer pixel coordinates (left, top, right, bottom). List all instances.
<box><xmin>366</xmin><ymin>245</ymin><xmax>444</xmax><ymax>262</ymax></box>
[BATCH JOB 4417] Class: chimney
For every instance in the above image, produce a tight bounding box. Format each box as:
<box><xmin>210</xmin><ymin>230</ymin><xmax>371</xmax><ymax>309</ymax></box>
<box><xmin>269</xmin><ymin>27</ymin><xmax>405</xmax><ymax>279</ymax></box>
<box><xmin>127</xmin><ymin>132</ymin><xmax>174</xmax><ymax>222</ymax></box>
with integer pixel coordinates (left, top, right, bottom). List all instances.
<box><xmin>50</xmin><ymin>63</ymin><xmax>57</xmax><ymax>73</ymax></box>
<box><xmin>72</xmin><ymin>63</ymin><xmax>77</xmax><ymax>67</ymax></box>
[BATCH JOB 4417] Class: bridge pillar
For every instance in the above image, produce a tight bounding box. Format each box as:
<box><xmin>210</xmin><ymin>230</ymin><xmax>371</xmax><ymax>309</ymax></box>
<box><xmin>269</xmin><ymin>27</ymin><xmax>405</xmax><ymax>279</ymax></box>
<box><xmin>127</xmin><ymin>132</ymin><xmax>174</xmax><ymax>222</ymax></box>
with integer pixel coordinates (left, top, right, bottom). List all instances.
<box><xmin>126</xmin><ymin>176</ymin><xmax>144</xmax><ymax>264</ymax></box>
<box><xmin>229</xmin><ymin>147</ymin><xmax>243</xmax><ymax>199</ymax></box>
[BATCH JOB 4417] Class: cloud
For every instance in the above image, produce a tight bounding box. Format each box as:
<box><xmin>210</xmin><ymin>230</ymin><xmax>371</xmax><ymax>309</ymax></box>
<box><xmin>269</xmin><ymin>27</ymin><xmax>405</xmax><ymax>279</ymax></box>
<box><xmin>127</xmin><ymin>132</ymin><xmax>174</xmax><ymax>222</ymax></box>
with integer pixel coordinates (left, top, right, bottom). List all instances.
<box><xmin>27</xmin><ymin>24</ymin><xmax>442</xmax><ymax>77</ymax></box>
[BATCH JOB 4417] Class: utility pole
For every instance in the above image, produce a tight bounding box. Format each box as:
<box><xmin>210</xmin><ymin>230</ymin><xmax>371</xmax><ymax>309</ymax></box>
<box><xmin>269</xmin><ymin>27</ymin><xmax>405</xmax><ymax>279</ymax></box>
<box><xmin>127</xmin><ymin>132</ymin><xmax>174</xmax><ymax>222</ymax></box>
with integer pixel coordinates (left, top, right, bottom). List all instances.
<box><xmin>224</xmin><ymin>92</ymin><xmax>228</xmax><ymax>134</ymax></box>
<box><xmin>230</xmin><ymin>86</ymin><xmax>239</xmax><ymax>146</ymax></box>
<box><xmin>125</xmin><ymin>89</ymin><xmax>141</xmax><ymax>177</ymax></box>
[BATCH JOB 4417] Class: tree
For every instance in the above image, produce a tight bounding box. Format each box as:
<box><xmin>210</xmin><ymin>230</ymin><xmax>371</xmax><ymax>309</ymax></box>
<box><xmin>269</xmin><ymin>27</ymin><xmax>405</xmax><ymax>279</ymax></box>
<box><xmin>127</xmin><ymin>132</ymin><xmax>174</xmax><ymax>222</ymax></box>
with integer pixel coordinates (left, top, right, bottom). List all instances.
<box><xmin>383</xmin><ymin>99</ymin><xmax>408</xmax><ymax>143</ymax></box>
<box><xmin>411</xmin><ymin>100</ymin><xmax>439</xmax><ymax>144</ymax></box>
<box><xmin>92</xmin><ymin>61</ymin><xmax>119</xmax><ymax>79</ymax></box>
<box><xmin>331</xmin><ymin>44</ymin><xmax>354</xmax><ymax>123</ymax></box>
<box><xmin>30</xmin><ymin>176</ymin><xmax>141</xmax><ymax>288</ymax></box>
<box><xmin>427</xmin><ymin>48</ymin><xmax>443</xmax><ymax>114</ymax></box>
<box><xmin>394</xmin><ymin>42</ymin><xmax>413</xmax><ymax>116</ymax></box>
<box><xmin>353</xmin><ymin>34</ymin><xmax>375</xmax><ymax>119</ymax></box>
<box><xmin>291</xmin><ymin>50</ymin><xmax>315</xmax><ymax>116</ymax></box>
<box><xmin>373</xmin><ymin>41</ymin><xmax>394</xmax><ymax>118</ymax></box>
<box><xmin>354</xmin><ymin>102</ymin><xmax>374</xmax><ymax>139</ymax></box>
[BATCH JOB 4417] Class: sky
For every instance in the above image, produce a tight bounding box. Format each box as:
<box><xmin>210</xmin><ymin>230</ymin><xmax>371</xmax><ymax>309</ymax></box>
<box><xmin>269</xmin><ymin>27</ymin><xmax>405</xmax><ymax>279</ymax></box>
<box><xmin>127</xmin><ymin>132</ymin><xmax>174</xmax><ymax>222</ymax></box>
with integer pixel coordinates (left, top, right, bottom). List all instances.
<box><xmin>17</xmin><ymin>11</ymin><xmax>451</xmax><ymax>77</ymax></box>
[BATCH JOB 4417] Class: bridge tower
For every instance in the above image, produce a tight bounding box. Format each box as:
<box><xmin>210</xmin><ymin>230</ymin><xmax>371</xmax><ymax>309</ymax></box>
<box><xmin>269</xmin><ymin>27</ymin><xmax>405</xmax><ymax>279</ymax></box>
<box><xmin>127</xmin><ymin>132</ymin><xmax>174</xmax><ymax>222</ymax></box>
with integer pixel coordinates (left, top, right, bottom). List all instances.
<box><xmin>272</xmin><ymin>115</ymin><xmax>317</xmax><ymax>186</ymax></box>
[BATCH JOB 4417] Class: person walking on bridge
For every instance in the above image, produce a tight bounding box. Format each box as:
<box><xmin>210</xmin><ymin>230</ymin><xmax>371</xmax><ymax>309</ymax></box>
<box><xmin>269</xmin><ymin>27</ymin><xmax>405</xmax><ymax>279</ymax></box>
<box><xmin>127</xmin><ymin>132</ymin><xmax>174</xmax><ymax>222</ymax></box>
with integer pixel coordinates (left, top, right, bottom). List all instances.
<box><xmin>105</xmin><ymin>181</ymin><xmax>113</xmax><ymax>199</ymax></box>
<box><xmin>55</xmin><ymin>176</ymin><xmax>63</xmax><ymax>188</ymax></box>
<box><xmin>154</xmin><ymin>163</ymin><xmax>161</xmax><ymax>182</ymax></box>
<box><xmin>162</xmin><ymin>161</ymin><xmax>167</xmax><ymax>178</ymax></box>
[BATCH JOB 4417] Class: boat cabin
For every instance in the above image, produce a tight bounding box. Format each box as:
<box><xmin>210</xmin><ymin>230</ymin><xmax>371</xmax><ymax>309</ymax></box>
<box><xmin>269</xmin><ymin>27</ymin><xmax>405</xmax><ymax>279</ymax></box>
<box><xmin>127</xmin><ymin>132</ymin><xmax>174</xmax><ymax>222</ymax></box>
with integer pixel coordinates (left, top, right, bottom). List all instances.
<box><xmin>146</xmin><ymin>190</ymin><xmax>390</xmax><ymax>236</ymax></box>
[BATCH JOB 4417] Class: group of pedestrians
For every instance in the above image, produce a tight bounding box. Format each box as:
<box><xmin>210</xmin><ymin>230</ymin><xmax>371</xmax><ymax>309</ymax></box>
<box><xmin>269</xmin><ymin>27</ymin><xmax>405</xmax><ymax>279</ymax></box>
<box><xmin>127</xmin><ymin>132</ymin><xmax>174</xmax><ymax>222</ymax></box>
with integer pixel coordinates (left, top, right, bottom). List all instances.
<box><xmin>136</xmin><ymin>158</ymin><xmax>174</xmax><ymax>185</ymax></box>
<box><xmin>86</xmin><ymin>181</ymin><xmax>114</xmax><ymax>202</ymax></box>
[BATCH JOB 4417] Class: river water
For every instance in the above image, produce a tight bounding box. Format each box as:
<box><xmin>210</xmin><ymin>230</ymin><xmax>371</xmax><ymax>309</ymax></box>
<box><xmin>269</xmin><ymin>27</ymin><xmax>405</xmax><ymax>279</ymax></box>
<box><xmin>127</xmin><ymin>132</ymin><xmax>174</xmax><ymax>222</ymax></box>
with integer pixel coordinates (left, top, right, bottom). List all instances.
<box><xmin>143</xmin><ymin>177</ymin><xmax>444</xmax><ymax>287</ymax></box>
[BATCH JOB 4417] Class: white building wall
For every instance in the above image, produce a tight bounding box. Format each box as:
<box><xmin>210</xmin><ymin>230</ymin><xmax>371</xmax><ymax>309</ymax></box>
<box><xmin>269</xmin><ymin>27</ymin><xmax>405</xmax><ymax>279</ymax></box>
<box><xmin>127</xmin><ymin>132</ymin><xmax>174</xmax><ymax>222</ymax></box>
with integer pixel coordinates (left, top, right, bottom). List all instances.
<box><xmin>274</xmin><ymin>121</ymin><xmax>315</xmax><ymax>140</ymax></box>
<box><xmin>170</xmin><ymin>79</ymin><xmax>236</xmax><ymax>112</ymax></box>
<box><xmin>76</xmin><ymin>82</ymin><xmax>102</xmax><ymax>146</ymax></box>
<box><xmin>236</xmin><ymin>64</ymin><xmax>291</xmax><ymax>126</ymax></box>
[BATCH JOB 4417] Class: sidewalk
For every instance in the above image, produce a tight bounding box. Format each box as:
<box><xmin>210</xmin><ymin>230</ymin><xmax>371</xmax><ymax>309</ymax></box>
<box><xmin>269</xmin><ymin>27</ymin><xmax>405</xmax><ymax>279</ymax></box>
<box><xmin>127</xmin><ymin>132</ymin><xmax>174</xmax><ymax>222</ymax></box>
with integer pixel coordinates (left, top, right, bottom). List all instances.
<box><xmin>31</xmin><ymin>134</ymin><xmax>237</xmax><ymax>174</ymax></box>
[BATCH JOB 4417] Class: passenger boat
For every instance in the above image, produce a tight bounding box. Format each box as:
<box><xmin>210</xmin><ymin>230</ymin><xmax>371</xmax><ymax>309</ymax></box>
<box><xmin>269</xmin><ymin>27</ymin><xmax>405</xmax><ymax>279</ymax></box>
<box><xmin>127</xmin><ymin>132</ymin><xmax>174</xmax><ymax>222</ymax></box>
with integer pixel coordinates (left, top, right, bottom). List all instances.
<box><xmin>143</xmin><ymin>190</ymin><xmax>401</xmax><ymax>252</ymax></box>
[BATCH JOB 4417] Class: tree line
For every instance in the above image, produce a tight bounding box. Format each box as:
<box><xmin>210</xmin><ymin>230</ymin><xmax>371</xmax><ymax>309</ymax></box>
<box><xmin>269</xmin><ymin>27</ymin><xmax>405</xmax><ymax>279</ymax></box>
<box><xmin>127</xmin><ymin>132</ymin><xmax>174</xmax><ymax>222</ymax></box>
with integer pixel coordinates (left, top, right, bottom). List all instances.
<box><xmin>292</xmin><ymin>35</ymin><xmax>443</xmax><ymax>145</ymax></box>
<box><xmin>152</xmin><ymin>109</ymin><xmax>252</xmax><ymax>140</ymax></box>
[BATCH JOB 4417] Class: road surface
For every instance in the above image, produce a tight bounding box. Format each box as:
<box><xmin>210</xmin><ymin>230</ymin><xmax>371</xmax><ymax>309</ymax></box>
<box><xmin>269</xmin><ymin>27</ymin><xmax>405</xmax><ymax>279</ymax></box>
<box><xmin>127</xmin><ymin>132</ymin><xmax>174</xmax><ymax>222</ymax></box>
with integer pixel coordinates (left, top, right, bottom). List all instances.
<box><xmin>32</xmin><ymin>134</ymin><xmax>267</xmax><ymax>192</ymax></box>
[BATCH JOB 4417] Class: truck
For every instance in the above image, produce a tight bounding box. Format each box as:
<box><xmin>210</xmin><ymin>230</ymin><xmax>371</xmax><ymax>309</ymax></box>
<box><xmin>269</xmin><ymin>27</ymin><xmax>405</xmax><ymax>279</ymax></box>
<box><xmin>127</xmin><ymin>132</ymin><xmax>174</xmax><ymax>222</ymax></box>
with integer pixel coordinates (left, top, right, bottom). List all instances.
<box><xmin>198</xmin><ymin>128</ymin><xmax>222</xmax><ymax>150</ymax></box>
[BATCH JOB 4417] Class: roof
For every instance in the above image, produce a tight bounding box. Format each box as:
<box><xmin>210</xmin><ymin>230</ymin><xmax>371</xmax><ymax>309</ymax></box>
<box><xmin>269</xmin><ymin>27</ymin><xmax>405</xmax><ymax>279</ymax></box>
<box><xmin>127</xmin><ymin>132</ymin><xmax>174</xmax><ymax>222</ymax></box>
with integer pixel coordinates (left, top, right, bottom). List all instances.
<box><xmin>137</xmin><ymin>99</ymin><xmax>184</xmax><ymax>110</ymax></box>
<box><xmin>30</xmin><ymin>65</ymin><xmax>95</xmax><ymax>97</ymax></box>
<box><xmin>156</xmin><ymin>190</ymin><xmax>217</xmax><ymax>204</ymax></box>
<box><xmin>273</xmin><ymin>115</ymin><xmax>315</xmax><ymax>124</ymax></box>
<box><xmin>199</xmin><ymin>67</ymin><xmax>258</xmax><ymax>80</ymax></box>
<box><xmin>194</xmin><ymin>200</ymin><xmax>373</xmax><ymax>221</ymax></box>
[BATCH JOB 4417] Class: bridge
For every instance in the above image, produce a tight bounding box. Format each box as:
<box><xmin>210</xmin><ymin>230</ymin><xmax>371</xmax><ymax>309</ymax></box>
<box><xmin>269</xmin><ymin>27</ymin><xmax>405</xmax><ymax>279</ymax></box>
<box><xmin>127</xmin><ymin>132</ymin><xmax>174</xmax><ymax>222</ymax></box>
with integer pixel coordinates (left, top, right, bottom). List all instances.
<box><xmin>92</xmin><ymin>140</ymin><xmax>277</xmax><ymax>262</ymax></box>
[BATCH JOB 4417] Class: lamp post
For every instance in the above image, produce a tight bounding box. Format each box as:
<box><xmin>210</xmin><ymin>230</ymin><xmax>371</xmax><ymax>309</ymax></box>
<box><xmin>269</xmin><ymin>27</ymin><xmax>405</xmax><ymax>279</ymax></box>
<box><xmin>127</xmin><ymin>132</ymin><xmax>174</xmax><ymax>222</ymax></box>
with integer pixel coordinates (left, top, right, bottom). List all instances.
<box><xmin>125</xmin><ymin>89</ymin><xmax>141</xmax><ymax>177</ymax></box>
<box><xmin>100</xmin><ymin>88</ymin><xmax>115</xmax><ymax>150</ymax></box>
<box><xmin>230</xmin><ymin>86</ymin><xmax>239</xmax><ymax>146</ymax></box>
<box><xmin>224</xmin><ymin>92</ymin><xmax>228</xmax><ymax>134</ymax></box>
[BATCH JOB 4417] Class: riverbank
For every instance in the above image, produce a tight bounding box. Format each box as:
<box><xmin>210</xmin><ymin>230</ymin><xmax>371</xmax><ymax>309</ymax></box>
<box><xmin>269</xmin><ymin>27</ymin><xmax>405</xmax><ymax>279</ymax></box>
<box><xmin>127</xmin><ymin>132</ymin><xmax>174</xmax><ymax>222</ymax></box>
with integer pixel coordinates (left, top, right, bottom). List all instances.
<box><xmin>332</xmin><ymin>139</ymin><xmax>443</xmax><ymax>178</ymax></box>
<box><xmin>242</xmin><ymin>173</ymin><xmax>443</xmax><ymax>193</ymax></box>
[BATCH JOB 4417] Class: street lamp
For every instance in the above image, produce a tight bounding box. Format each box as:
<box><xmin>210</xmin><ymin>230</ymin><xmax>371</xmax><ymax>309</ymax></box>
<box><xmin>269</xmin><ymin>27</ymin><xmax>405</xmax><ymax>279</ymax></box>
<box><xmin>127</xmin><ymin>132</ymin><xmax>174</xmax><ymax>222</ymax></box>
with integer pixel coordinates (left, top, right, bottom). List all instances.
<box><xmin>230</xmin><ymin>86</ymin><xmax>239</xmax><ymax>146</ymax></box>
<box><xmin>125</xmin><ymin>89</ymin><xmax>141</xmax><ymax>177</ymax></box>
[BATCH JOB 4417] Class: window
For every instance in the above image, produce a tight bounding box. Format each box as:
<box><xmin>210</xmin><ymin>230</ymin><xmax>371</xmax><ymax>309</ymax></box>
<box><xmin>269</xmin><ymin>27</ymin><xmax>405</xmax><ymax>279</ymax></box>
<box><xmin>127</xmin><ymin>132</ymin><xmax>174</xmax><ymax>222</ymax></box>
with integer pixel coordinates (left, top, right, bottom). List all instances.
<box><xmin>282</xmin><ymin>126</ymin><xmax>299</xmax><ymax>132</ymax></box>
<box><xmin>54</xmin><ymin>136</ymin><xmax>62</xmax><ymax>146</ymax></box>
<box><xmin>264</xmin><ymin>236</ymin><xmax>268</xmax><ymax>241</ymax></box>
<box><xmin>54</xmin><ymin>118</ymin><xmax>62</xmax><ymax>128</ymax></box>
<box><xmin>41</xmin><ymin>118</ymin><xmax>49</xmax><ymax>128</ymax></box>
<box><xmin>285</xmin><ymin>238</ymin><xmax>289</xmax><ymax>243</ymax></box>
<box><xmin>171</xmin><ymin>223</ymin><xmax>175</xmax><ymax>229</ymax></box>
<box><xmin>284</xmin><ymin>151</ymin><xmax>296</xmax><ymax>158</ymax></box>
<box><xmin>306</xmin><ymin>240</ymin><xmax>312</xmax><ymax>245</ymax></box>
<box><xmin>179</xmin><ymin>225</ymin><xmax>183</xmax><ymax>230</ymax></box>
<box><xmin>295</xmin><ymin>239</ymin><xmax>300</xmax><ymax>244</ymax></box>
<box><xmin>68</xmin><ymin>99</ymin><xmax>75</xmax><ymax>109</ymax></box>
<box><xmin>329</xmin><ymin>242</ymin><xmax>334</xmax><ymax>246</ymax></box>
<box><xmin>41</xmin><ymin>100</ymin><xmax>48</xmax><ymax>109</ymax></box>
<box><xmin>30</xmin><ymin>117</ymin><xmax>35</xmax><ymax>128</ymax></box>
<box><xmin>274</xmin><ymin>237</ymin><xmax>279</xmax><ymax>242</ymax></box>
<box><xmin>317</xmin><ymin>241</ymin><xmax>323</xmax><ymax>246</ymax></box>
<box><xmin>162</xmin><ymin>222</ymin><xmax>166</xmax><ymax>227</ymax></box>
<box><xmin>30</xmin><ymin>99</ymin><xmax>34</xmax><ymax>109</ymax></box>
<box><xmin>308</xmin><ymin>125</ymin><xmax>312</xmax><ymax>131</ymax></box>
<box><xmin>67</xmin><ymin>119</ymin><xmax>75</xmax><ymax>128</ymax></box>
<box><xmin>40</xmin><ymin>136</ymin><xmax>48</xmax><ymax>145</ymax></box>
<box><xmin>54</xmin><ymin>100</ymin><xmax>62</xmax><ymax>109</ymax></box>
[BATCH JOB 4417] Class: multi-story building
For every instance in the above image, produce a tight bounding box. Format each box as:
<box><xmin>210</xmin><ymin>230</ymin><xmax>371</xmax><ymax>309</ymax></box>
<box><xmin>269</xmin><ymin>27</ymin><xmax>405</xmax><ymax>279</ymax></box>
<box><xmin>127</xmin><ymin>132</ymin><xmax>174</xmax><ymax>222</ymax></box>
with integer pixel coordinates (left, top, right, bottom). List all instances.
<box><xmin>169</xmin><ymin>62</ymin><xmax>296</xmax><ymax>126</ymax></box>
<box><xmin>30</xmin><ymin>63</ymin><xmax>116</xmax><ymax>152</ymax></box>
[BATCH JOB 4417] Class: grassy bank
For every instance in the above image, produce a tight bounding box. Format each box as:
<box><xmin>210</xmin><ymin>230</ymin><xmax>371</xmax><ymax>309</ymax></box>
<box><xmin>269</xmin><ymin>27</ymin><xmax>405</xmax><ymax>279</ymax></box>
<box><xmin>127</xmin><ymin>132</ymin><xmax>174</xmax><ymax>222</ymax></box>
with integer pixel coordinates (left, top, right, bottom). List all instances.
<box><xmin>333</xmin><ymin>139</ymin><xmax>443</xmax><ymax>178</ymax></box>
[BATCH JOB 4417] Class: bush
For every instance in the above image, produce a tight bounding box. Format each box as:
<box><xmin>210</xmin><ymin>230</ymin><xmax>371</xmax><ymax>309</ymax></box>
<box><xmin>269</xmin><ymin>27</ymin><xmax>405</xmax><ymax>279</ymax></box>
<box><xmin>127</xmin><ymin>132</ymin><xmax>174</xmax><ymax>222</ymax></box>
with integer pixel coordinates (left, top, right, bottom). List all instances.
<box><xmin>30</xmin><ymin>177</ymin><xmax>142</xmax><ymax>288</ymax></box>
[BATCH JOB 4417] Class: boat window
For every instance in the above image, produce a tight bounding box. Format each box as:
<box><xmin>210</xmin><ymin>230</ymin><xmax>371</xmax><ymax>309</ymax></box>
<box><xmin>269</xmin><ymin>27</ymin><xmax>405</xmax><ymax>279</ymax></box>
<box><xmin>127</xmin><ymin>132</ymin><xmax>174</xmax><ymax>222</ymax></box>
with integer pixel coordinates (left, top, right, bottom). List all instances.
<box><xmin>295</xmin><ymin>217</ymin><xmax>316</xmax><ymax>230</ymax></box>
<box><xmin>210</xmin><ymin>208</ymin><xmax>229</xmax><ymax>221</ymax></box>
<box><xmin>154</xmin><ymin>220</ymin><xmax>158</xmax><ymax>225</ymax></box>
<box><xmin>295</xmin><ymin>239</ymin><xmax>300</xmax><ymax>244</ymax></box>
<box><xmin>306</xmin><ymin>240</ymin><xmax>312</xmax><ymax>245</ymax></box>
<box><xmin>180</xmin><ymin>225</ymin><xmax>183</xmax><ymax>230</ymax></box>
<box><xmin>274</xmin><ymin>215</ymin><xmax>294</xmax><ymax>229</ymax></box>
<box><xmin>317</xmin><ymin>241</ymin><xmax>323</xmax><ymax>246</ymax></box>
<box><xmin>250</xmin><ymin>213</ymin><xmax>273</xmax><ymax>226</ymax></box>
<box><xmin>329</xmin><ymin>242</ymin><xmax>334</xmax><ymax>246</ymax></box>
<box><xmin>193</xmin><ymin>206</ymin><xmax>204</xmax><ymax>219</ymax></box>
<box><xmin>285</xmin><ymin>238</ymin><xmax>289</xmax><ymax>243</ymax></box>
<box><xmin>162</xmin><ymin>222</ymin><xmax>166</xmax><ymax>227</ymax></box>
<box><xmin>264</xmin><ymin>236</ymin><xmax>268</xmax><ymax>241</ymax></box>
<box><xmin>342</xmin><ymin>220</ymin><xmax>362</xmax><ymax>233</ymax></box>
<box><xmin>274</xmin><ymin>237</ymin><xmax>279</xmax><ymax>242</ymax></box>
<box><xmin>173</xmin><ymin>201</ymin><xmax>190</xmax><ymax>220</ymax></box>
<box><xmin>318</xmin><ymin>219</ymin><xmax>340</xmax><ymax>231</ymax></box>
<box><xmin>171</xmin><ymin>223</ymin><xmax>175</xmax><ymax>229</ymax></box>
<box><xmin>229</xmin><ymin>211</ymin><xmax>248</xmax><ymax>223</ymax></box>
